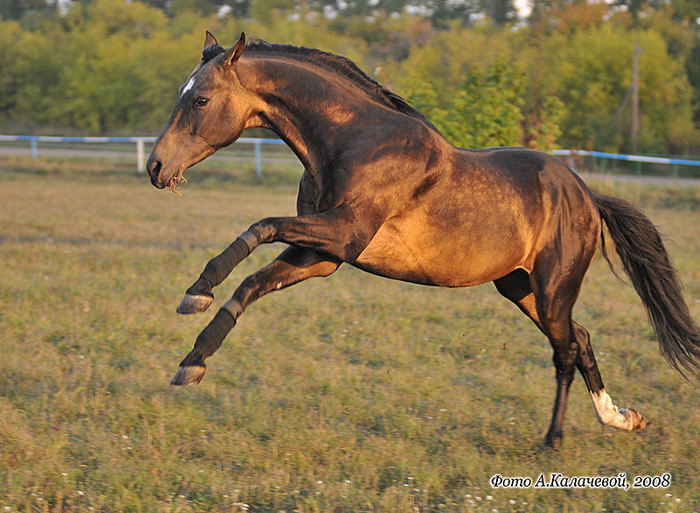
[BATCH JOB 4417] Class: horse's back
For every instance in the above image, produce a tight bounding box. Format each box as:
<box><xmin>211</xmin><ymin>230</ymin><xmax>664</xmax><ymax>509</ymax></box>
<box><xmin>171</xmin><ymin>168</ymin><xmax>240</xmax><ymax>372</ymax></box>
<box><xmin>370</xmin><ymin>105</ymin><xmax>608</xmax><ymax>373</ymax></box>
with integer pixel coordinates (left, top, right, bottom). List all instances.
<box><xmin>456</xmin><ymin>146</ymin><xmax>599</xmax><ymax>222</ymax></box>
<box><xmin>458</xmin><ymin>146</ymin><xmax>581</xmax><ymax>192</ymax></box>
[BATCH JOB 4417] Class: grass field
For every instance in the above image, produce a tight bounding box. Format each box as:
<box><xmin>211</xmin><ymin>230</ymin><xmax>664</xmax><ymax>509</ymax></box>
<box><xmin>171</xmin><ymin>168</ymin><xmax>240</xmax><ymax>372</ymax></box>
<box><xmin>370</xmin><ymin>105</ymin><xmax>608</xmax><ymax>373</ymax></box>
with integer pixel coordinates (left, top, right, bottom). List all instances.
<box><xmin>0</xmin><ymin>158</ymin><xmax>698</xmax><ymax>513</ymax></box>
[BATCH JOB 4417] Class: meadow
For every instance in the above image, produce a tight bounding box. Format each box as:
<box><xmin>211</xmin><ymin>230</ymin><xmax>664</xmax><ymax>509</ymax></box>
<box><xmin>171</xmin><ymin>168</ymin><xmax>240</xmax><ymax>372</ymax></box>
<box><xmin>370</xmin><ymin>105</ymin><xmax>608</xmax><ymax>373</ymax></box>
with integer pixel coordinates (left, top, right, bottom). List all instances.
<box><xmin>0</xmin><ymin>157</ymin><xmax>698</xmax><ymax>513</ymax></box>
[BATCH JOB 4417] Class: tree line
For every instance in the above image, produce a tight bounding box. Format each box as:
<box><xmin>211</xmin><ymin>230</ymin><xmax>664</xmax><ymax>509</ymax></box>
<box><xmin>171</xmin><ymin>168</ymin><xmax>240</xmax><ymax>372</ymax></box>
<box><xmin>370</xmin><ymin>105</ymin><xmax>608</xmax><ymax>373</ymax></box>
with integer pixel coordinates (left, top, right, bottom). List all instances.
<box><xmin>0</xmin><ymin>0</ymin><xmax>698</xmax><ymax>154</ymax></box>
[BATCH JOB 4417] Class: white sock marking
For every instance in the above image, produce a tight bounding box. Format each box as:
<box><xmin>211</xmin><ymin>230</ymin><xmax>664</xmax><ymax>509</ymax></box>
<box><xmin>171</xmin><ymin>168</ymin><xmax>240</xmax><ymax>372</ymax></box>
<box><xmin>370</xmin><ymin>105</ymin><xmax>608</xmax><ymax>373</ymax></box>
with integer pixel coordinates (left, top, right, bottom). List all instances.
<box><xmin>590</xmin><ymin>389</ymin><xmax>639</xmax><ymax>431</ymax></box>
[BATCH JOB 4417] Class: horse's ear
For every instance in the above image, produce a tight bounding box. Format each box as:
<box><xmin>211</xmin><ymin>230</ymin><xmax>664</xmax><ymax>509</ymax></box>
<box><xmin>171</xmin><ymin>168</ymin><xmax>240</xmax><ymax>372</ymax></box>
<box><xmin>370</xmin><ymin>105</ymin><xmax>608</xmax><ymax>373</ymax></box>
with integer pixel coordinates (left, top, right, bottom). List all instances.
<box><xmin>223</xmin><ymin>32</ymin><xmax>246</xmax><ymax>68</ymax></box>
<box><xmin>203</xmin><ymin>31</ymin><xmax>218</xmax><ymax>51</ymax></box>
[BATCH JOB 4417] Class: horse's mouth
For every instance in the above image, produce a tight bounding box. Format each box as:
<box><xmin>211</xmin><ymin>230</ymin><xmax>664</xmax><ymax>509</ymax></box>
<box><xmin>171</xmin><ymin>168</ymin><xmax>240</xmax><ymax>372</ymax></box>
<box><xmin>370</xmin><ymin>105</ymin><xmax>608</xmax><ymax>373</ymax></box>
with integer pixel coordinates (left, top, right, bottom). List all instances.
<box><xmin>166</xmin><ymin>171</ymin><xmax>187</xmax><ymax>193</ymax></box>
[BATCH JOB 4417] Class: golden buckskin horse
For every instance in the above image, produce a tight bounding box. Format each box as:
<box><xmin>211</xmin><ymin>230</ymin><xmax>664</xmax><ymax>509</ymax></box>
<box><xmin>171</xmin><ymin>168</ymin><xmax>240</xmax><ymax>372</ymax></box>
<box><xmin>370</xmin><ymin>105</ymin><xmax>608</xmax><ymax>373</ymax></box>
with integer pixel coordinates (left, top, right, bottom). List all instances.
<box><xmin>146</xmin><ymin>33</ymin><xmax>699</xmax><ymax>447</ymax></box>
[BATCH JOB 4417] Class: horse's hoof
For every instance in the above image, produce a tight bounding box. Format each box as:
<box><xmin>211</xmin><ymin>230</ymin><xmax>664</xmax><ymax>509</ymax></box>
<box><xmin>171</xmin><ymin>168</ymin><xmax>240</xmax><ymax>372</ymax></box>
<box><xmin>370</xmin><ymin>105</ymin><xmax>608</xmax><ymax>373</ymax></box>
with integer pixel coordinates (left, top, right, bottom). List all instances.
<box><xmin>543</xmin><ymin>432</ymin><xmax>563</xmax><ymax>449</ymax></box>
<box><xmin>170</xmin><ymin>365</ymin><xmax>206</xmax><ymax>386</ymax></box>
<box><xmin>622</xmin><ymin>409</ymin><xmax>648</xmax><ymax>431</ymax></box>
<box><xmin>176</xmin><ymin>293</ymin><xmax>213</xmax><ymax>314</ymax></box>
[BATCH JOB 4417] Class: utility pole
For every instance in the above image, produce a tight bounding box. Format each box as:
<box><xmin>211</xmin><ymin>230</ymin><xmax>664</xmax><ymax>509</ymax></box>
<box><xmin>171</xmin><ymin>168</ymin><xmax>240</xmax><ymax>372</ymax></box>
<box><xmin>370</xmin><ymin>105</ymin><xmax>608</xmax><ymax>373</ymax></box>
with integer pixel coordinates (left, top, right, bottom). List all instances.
<box><xmin>631</xmin><ymin>41</ymin><xmax>642</xmax><ymax>154</ymax></box>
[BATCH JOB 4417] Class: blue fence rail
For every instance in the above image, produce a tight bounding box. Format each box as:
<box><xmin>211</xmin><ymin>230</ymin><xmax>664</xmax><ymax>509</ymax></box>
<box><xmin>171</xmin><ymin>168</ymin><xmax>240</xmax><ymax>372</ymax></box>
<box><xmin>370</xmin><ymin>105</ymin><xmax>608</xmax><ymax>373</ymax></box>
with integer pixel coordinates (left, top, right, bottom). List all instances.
<box><xmin>2</xmin><ymin>135</ymin><xmax>699</xmax><ymax>178</ymax></box>
<box><xmin>552</xmin><ymin>149</ymin><xmax>700</xmax><ymax>179</ymax></box>
<box><xmin>551</xmin><ymin>149</ymin><xmax>700</xmax><ymax>166</ymax></box>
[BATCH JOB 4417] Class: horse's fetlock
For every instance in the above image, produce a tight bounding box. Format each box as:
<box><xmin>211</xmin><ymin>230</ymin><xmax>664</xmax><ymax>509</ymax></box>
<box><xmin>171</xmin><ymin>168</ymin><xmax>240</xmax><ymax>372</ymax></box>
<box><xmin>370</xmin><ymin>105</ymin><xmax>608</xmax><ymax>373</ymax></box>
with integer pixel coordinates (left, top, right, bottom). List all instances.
<box><xmin>544</xmin><ymin>431</ymin><xmax>564</xmax><ymax>449</ymax></box>
<box><xmin>597</xmin><ymin>410</ymin><xmax>616</xmax><ymax>426</ymax></box>
<box><xmin>187</xmin><ymin>276</ymin><xmax>213</xmax><ymax>297</ymax></box>
<box><xmin>180</xmin><ymin>349</ymin><xmax>204</xmax><ymax>367</ymax></box>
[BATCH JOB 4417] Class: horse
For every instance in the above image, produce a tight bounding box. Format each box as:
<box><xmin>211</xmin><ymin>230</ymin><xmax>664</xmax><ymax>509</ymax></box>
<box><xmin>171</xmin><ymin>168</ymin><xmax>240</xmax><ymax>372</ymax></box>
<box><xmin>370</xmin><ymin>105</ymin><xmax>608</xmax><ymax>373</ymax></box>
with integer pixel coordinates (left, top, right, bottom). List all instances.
<box><xmin>146</xmin><ymin>32</ymin><xmax>699</xmax><ymax>447</ymax></box>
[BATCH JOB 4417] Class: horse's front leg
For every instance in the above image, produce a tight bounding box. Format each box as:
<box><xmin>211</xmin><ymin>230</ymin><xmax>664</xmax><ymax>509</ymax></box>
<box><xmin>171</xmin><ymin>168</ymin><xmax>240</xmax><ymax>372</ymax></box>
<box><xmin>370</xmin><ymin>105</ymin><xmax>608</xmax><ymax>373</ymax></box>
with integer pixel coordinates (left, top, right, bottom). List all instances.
<box><xmin>177</xmin><ymin>206</ymin><xmax>372</xmax><ymax>314</ymax></box>
<box><xmin>176</xmin><ymin>231</ymin><xmax>259</xmax><ymax>314</ymax></box>
<box><xmin>171</xmin><ymin>246</ymin><xmax>341</xmax><ymax>385</ymax></box>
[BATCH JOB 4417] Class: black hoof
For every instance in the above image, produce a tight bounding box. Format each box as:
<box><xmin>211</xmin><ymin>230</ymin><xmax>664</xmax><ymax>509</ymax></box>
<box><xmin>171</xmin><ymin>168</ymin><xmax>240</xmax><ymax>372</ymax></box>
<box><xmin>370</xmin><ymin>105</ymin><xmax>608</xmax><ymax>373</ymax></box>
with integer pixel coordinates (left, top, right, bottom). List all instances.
<box><xmin>543</xmin><ymin>432</ymin><xmax>563</xmax><ymax>449</ymax></box>
<box><xmin>170</xmin><ymin>365</ymin><xmax>206</xmax><ymax>386</ymax></box>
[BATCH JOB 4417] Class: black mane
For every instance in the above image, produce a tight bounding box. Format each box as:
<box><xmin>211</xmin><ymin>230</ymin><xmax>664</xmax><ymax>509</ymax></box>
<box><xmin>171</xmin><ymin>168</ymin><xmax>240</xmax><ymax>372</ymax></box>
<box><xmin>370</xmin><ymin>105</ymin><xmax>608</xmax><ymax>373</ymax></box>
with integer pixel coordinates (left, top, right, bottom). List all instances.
<box><xmin>202</xmin><ymin>45</ymin><xmax>226</xmax><ymax>62</ymax></box>
<box><xmin>203</xmin><ymin>39</ymin><xmax>431</xmax><ymax>126</ymax></box>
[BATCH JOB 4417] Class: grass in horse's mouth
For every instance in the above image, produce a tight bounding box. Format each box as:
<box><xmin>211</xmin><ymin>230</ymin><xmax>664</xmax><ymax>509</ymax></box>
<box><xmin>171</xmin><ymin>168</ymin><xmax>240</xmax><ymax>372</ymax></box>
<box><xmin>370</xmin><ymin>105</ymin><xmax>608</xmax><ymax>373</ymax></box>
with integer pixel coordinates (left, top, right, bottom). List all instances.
<box><xmin>166</xmin><ymin>173</ymin><xmax>187</xmax><ymax>195</ymax></box>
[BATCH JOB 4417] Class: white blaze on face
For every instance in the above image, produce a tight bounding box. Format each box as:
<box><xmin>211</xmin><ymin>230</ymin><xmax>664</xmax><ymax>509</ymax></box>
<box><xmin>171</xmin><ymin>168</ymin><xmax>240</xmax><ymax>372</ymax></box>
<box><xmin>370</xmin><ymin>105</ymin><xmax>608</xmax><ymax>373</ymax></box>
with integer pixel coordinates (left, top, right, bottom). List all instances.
<box><xmin>180</xmin><ymin>62</ymin><xmax>203</xmax><ymax>98</ymax></box>
<box><xmin>181</xmin><ymin>77</ymin><xmax>196</xmax><ymax>98</ymax></box>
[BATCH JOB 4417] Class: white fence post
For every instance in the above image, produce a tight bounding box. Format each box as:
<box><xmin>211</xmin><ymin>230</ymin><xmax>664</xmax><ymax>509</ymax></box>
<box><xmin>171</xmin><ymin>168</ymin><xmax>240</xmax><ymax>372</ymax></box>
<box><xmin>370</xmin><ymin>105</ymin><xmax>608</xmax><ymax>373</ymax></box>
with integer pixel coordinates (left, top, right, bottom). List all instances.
<box><xmin>136</xmin><ymin>138</ymin><xmax>146</xmax><ymax>172</ymax></box>
<box><xmin>254</xmin><ymin>139</ymin><xmax>262</xmax><ymax>179</ymax></box>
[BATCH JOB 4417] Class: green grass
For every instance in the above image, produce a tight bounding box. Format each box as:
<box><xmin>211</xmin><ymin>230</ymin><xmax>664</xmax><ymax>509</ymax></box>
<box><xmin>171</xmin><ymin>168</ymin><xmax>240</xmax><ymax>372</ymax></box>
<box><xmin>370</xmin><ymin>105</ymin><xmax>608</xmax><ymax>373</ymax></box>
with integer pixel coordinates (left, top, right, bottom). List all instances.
<box><xmin>0</xmin><ymin>163</ymin><xmax>698</xmax><ymax>513</ymax></box>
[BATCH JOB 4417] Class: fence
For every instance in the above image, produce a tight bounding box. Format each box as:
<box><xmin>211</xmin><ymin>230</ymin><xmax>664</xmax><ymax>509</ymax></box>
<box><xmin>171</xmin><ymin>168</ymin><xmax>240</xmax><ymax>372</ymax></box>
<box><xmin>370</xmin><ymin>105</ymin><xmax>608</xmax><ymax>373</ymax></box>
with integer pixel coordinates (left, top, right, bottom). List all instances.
<box><xmin>552</xmin><ymin>149</ymin><xmax>700</xmax><ymax>178</ymax></box>
<box><xmin>0</xmin><ymin>135</ymin><xmax>286</xmax><ymax>179</ymax></box>
<box><xmin>1</xmin><ymin>135</ymin><xmax>699</xmax><ymax>180</ymax></box>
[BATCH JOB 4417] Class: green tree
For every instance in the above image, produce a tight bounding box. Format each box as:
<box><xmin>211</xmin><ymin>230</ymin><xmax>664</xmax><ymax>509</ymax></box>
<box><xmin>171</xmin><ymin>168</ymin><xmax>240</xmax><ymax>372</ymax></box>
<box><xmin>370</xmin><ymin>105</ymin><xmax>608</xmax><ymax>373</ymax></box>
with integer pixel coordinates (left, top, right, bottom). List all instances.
<box><xmin>34</xmin><ymin>0</ymin><xmax>206</xmax><ymax>132</ymax></box>
<box><xmin>0</xmin><ymin>21</ymin><xmax>32</xmax><ymax>118</ymax></box>
<box><xmin>409</xmin><ymin>62</ymin><xmax>525</xmax><ymax>148</ymax></box>
<box><xmin>0</xmin><ymin>0</ymin><xmax>695</xmax><ymax>154</ymax></box>
<box><xmin>523</xmin><ymin>95</ymin><xmax>564</xmax><ymax>150</ymax></box>
<box><xmin>390</xmin><ymin>22</ymin><xmax>515</xmax><ymax>106</ymax></box>
<box><xmin>533</xmin><ymin>23</ymin><xmax>695</xmax><ymax>152</ymax></box>
<box><xmin>0</xmin><ymin>20</ymin><xmax>58</xmax><ymax>125</ymax></box>
<box><xmin>446</xmin><ymin>62</ymin><xmax>525</xmax><ymax>147</ymax></box>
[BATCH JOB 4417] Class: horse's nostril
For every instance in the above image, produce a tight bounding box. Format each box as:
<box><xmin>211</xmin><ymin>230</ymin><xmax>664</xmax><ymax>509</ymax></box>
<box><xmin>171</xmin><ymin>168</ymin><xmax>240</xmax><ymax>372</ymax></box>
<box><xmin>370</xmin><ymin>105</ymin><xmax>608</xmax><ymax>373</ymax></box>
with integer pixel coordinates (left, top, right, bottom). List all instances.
<box><xmin>147</xmin><ymin>158</ymin><xmax>162</xmax><ymax>177</ymax></box>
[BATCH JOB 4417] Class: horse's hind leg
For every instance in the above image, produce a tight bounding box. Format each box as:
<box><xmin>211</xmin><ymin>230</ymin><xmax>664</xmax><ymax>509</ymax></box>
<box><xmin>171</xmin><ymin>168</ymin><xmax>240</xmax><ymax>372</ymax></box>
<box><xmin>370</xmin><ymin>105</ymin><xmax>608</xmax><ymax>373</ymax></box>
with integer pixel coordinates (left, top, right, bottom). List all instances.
<box><xmin>171</xmin><ymin>246</ymin><xmax>340</xmax><ymax>385</ymax></box>
<box><xmin>574</xmin><ymin>321</ymin><xmax>647</xmax><ymax>432</ymax></box>
<box><xmin>533</xmin><ymin>235</ymin><xmax>646</xmax><ymax>437</ymax></box>
<box><xmin>496</xmin><ymin>262</ymin><xmax>646</xmax><ymax>447</ymax></box>
<box><xmin>495</xmin><ymin>268</ymin><xmax>576</xmax><ymax>447</ymax></box>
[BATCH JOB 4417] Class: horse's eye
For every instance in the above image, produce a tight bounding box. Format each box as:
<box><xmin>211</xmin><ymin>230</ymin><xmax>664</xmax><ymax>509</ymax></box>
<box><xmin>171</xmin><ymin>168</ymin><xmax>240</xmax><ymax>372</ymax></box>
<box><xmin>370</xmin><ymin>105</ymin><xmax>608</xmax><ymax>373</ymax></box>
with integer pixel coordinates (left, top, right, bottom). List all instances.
<box><xmin>194</xmin><ymin>97</ymin><xmax>209</xmax><ymax>108</ymax></box>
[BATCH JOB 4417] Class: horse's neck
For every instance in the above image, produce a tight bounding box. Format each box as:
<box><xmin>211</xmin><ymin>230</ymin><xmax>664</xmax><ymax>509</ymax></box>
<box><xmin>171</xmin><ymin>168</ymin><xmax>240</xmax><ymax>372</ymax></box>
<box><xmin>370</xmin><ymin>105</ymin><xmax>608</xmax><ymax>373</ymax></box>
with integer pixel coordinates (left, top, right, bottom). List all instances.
<box><xmin>246</xmin><ymin>58</ymin><xmax>382</xmax><ymax>173</ymax></box>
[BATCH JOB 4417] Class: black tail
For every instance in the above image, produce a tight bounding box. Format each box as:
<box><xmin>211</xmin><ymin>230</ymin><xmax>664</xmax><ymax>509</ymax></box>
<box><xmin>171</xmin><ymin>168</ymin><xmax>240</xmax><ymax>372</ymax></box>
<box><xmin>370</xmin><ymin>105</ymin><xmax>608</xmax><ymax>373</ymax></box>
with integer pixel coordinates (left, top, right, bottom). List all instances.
<box><xmin>594</xmin><ymin>193</ymin><xmax>699</xmax><ymax>379</ymax></box>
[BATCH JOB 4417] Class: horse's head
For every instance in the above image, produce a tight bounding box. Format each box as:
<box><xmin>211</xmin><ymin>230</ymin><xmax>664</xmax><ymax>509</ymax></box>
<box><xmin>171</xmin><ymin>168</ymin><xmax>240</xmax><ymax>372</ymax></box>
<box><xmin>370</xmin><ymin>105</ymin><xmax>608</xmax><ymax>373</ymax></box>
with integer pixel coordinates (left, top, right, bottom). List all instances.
<box><xmin>146</xmin><ymin>32</ymin><xmax>254</xmax><ymax>190</ymax></box>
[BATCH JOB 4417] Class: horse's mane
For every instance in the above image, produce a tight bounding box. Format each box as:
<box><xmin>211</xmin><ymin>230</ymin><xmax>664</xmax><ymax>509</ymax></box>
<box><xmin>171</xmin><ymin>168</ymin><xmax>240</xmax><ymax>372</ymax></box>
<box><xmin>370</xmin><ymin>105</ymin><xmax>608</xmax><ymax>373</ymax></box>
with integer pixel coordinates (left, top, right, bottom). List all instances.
<box><xmin>201</xmin><ymin>39</ymin><xmax>432</xmax><ymax>126</ymax></box>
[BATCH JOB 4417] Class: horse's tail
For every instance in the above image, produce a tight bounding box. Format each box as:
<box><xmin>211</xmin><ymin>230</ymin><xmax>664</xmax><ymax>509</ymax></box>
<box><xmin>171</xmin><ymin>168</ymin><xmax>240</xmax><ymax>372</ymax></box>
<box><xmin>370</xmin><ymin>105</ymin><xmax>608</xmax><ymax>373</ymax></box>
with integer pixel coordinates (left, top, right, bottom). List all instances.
<box><xmin>593</xmin><ymin>193</ymin><xmax>699</xmax><ymax>379</ymax></box>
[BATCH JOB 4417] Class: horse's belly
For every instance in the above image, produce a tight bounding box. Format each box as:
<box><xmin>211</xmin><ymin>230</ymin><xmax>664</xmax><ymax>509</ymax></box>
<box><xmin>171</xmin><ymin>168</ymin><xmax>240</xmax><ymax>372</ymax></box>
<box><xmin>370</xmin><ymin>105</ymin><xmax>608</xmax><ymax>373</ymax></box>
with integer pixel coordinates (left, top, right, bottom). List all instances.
<box><xmin>354</xmin><ymin>217</ymin><xmax>528</xmax><ymax>287</ymax></box>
